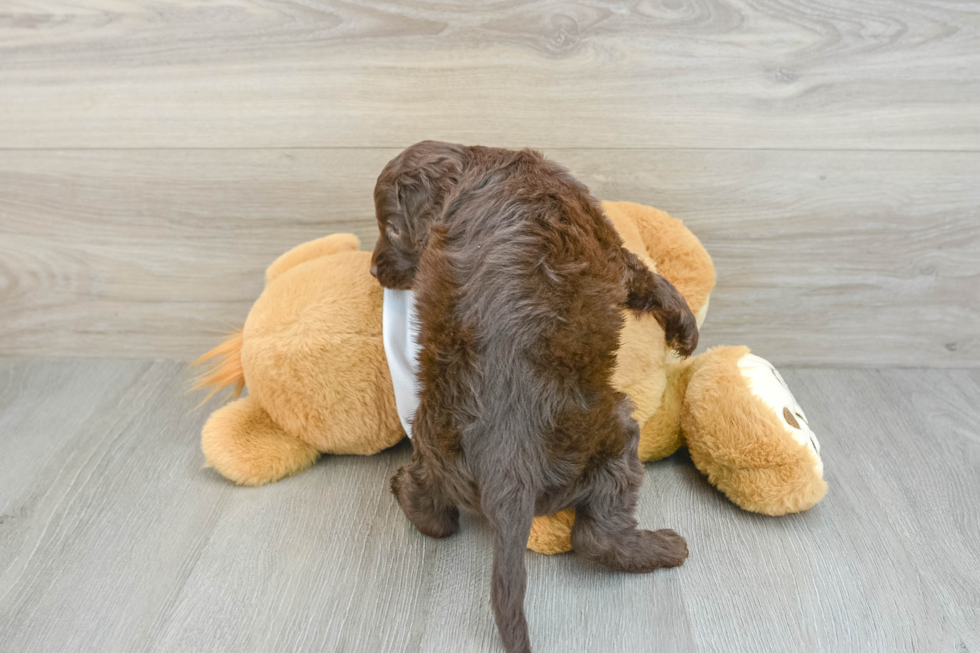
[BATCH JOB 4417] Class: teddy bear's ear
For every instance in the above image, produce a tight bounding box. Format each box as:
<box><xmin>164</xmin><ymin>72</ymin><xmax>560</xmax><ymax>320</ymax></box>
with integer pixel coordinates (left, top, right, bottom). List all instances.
<box><xmin>265</xmin><ymin>233</ymin><xmax>361</xmax><ymax>284</ymax></box>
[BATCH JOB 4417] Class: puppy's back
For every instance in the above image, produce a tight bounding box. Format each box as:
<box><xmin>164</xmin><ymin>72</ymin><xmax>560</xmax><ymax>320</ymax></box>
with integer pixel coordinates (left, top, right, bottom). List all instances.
<box><xmin>414</xmin><ymin>149</ymin><xmax>628</xmax><ymax>475</ymax></box>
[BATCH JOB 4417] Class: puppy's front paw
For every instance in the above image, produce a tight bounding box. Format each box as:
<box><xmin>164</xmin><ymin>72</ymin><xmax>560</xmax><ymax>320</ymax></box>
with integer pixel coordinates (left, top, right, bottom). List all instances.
<box><xmin>390</xmin><ymin>466</ymin><xmax>408</xmax><ymax>497</ymax></box>
<box><xmin>390</xmin><ymin>466</ymin><xmax>460</xmax><ymax>539</ymax></box>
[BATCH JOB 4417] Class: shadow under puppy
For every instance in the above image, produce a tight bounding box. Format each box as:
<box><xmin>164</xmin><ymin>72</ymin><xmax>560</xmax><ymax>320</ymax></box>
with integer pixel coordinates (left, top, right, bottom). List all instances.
<box><xmin>370</xmin><ymin>141</ymin><xmax>698</xmax><ymax>653</ymax></box>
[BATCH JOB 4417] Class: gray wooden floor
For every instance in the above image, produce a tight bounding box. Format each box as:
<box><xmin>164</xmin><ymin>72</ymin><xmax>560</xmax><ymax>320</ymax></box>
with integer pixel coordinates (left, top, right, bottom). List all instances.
<box><xmin>0</xmin><ymin>359</ymin><xmax>977</xmax><ymax>653</ymax></box>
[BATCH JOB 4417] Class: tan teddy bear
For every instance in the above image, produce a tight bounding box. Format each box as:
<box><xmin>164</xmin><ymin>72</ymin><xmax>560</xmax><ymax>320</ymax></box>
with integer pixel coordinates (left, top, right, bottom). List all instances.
<box><xmin>195</xmin><ymin>201</ymin><xmax>827</xmax><ymax>554</ymax></box>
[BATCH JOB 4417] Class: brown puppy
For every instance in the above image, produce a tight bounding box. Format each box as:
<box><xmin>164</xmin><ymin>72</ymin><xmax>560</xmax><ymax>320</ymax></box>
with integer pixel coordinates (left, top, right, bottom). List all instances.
<box><xmin>371</xmin><ymin>141</ymin><xmax>696</xmax><ymax>653</ymax></box>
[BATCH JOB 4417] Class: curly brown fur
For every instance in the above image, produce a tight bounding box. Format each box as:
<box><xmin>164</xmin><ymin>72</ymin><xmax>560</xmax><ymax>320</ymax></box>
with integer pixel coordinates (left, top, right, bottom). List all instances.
<box><xmin>371</xmin><ymin>141</ymin><xmax>695</xmax><ymax>653</ymax></box>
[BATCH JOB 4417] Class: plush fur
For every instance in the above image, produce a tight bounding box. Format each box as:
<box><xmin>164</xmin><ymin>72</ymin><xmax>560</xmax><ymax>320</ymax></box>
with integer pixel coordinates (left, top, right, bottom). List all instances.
<box><xmin>370</xmin><ymin>142</ymin><xmax>694</xmax><ymax>653</ymax></box>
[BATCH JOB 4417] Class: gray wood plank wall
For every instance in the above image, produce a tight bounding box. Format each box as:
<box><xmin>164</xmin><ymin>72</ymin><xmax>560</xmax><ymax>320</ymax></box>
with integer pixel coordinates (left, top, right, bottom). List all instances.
<box><xmin>1</xmin><ymin>1</ymin><xmax>978</xmax><ymax>365</ymax></box>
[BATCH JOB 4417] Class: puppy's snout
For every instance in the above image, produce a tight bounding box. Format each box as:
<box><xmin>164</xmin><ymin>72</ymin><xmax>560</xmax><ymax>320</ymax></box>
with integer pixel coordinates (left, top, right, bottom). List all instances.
<box><xmin>370</xmin><ymin>264</ymin><xmax>378</xmax><ymax>278</ymax></box>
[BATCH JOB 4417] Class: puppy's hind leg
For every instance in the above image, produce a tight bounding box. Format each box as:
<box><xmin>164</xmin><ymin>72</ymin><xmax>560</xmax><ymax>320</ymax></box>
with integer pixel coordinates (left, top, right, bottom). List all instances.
<box><xmin>391</xmin><ymin>458</ymin><xmax>459</xmax><ymax>539</ymax></box>
<box><xmin>571</xmin><ymin>398</ymin><xmax>688</xmax><ymax>573</ymax></box>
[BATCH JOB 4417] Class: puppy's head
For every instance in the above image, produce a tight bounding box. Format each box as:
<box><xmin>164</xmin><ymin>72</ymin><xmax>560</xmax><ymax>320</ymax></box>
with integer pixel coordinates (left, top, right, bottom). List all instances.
<box><xmin>370</xmin><ymin>141</ymin><xmax>466</xmax><ymax>289</ymax></box>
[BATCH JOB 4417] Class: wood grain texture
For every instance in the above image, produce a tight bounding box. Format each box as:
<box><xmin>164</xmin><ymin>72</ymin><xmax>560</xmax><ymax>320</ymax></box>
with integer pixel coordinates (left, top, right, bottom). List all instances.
<box><xmin>1</xmin><ymin>360</ymin><xmax>978</xmax><ymax>652</ymax></box>
<box><xmin>0</xmin><ymin>0</ymin><xmax>978</xmax><ymax>149</ymax></box>
<box><xmin>1</xmin><ymin>148</ymin><xmax>977</xmax><ymax>365</ymax></box>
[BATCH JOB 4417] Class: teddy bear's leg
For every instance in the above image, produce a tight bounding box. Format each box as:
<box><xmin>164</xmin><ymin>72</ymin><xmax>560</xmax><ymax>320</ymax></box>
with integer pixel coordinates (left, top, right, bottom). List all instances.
<box><xmin>201</xmin><ymin>396</ymin><xmax>320</xmax><ymax>486</ymax></box>
<box><xmin>681</xmin><ymin>346</ymin><xmax>827</xmax><ymax>515</ymax></box>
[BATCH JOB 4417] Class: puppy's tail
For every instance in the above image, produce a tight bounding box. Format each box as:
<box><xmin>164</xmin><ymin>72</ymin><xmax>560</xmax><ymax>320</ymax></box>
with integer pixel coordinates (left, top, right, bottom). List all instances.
<box><xmin>621</xmin><ymin>248</ymin><xmax>699</xmax><ymax>357</ymax></box>
<box><xmin>483</xmin><ymin>481</ymin><xmax>535</xmax><ymax>653</ymax></box>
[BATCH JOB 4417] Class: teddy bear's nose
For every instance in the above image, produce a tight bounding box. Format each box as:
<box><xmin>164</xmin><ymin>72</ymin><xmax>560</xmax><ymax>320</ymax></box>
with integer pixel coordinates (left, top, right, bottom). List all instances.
<box><xmin>370</xmin><ymin>264</ymin><xmax>378</xmax><ymax>278</ymax></box>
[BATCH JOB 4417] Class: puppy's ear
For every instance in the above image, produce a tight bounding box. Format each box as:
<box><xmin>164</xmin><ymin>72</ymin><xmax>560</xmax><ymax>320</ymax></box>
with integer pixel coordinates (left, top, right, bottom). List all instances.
<box><xmin>389</xmin><ymin>141</ymin><xmax>466</xmax><ymax>234</ymax></box>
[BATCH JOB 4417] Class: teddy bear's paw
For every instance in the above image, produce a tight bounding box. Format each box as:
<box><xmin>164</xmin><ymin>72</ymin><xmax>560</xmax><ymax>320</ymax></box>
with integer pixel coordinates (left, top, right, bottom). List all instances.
<box><xmin>737</xmin><ymin>354</ymin><xmax>823</xmax><ymax>476</ymax></box>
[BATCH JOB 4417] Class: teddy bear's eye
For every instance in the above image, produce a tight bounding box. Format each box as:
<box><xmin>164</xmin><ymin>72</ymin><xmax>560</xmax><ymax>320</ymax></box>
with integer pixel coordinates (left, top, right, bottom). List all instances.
<box><xmin>782</xmin><ymin>407</ymin><xmax>801</xmax><ymax>429</ymax></box>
